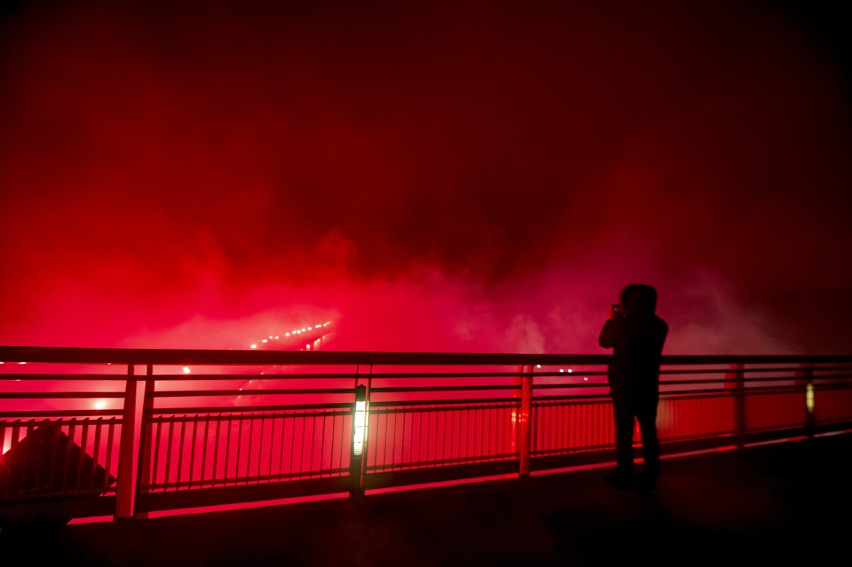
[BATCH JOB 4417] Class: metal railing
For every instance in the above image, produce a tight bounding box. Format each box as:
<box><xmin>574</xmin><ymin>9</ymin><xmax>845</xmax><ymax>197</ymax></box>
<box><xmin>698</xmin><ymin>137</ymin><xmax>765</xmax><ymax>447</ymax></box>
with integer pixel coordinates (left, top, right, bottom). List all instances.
<box><xmin>1</xmin><ymin>346</ymin><xmax>851</xmax><ymax>526</ymax></box>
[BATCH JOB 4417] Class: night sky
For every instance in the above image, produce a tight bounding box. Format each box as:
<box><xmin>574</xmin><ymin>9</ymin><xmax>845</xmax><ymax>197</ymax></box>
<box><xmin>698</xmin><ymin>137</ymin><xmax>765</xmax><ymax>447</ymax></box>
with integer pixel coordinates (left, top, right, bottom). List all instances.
<box><xmin>1</xmin><ymin>0</ymin><xmax>851</xmax><ymax>355</ymax></box>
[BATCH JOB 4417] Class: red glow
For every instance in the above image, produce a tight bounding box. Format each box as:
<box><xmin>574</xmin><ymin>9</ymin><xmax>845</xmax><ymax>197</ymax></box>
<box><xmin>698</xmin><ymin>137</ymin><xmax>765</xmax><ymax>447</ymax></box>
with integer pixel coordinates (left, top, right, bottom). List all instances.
<box><xmin>0</xmin><ymin>2</ymin><xmax>851</xmax><ymax>355</ymax></box>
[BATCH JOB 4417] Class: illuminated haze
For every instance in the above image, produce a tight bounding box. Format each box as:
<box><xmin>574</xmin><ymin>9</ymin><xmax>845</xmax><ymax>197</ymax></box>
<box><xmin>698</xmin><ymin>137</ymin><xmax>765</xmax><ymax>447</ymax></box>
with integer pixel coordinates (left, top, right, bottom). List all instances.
<box><xmin>1</xmin><ymin>1</ymin><xmax>851</xmax><ymax>355</ymax></box>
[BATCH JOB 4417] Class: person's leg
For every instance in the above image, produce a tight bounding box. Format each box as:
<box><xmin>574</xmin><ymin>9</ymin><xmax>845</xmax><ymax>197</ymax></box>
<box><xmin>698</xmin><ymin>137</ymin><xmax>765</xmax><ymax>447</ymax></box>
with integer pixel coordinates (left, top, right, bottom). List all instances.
<box><xmin>636</xmin><ymin>400</ymin><xmax>660</xmax><ymax>489</ymax></box>
<box><xmin>611</xmin><ymin>395</ymin><xmax>635</xmax><ymax>482</ymax></box>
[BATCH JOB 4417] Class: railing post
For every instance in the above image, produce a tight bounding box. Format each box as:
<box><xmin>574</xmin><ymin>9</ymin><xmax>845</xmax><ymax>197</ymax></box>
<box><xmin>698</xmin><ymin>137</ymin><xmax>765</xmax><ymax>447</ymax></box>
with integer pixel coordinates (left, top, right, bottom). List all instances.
<box><xmin>518</xmin><ymin>364</ymin><xmax>533</xmax><ymax>477</ymax></box>
<box><xmin>134</xmin><ymin>363</ymin><xmax>155</xmax><ymax>518</ymax></box>
<box><xmin>115</xmin><ymin>364</ymin><xmax>138</xmax><ymax>519</ymax></box>
<box><xmin>796</xmin><ymin>364</ymin><xmax>815</xmax><ymax>439</ymax></box>
<box><xmin>349</xmin><ymin>383</ymin><xmax>368</xmax><ymax>497</ymax></box>
<box><xmin>726</xmin><ymin>363</ymin><xmax>746</xmax><ymax>449</ymax></box>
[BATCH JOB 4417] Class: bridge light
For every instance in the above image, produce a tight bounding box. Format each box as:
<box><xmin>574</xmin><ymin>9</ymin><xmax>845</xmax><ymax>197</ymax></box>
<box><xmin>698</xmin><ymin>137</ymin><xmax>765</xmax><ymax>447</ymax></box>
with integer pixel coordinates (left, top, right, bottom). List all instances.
<box><xmin>806</xmin><ymin>382</ymin><xmax>815</xmax><ymax>414</ymax></box>
<box><xmin>250</xmin><ymin>344</ymin><xmax>257</xmax><ymax>349</ymax></box>
<box><xmin>182</xmin><ymin>366</ymin><xmax>191</xmax><ymax>374</ymax></box>
<box><xmin>352</xmin><ymin>385</ymin><xmax>368</xmax><ymax>457</ymax></box>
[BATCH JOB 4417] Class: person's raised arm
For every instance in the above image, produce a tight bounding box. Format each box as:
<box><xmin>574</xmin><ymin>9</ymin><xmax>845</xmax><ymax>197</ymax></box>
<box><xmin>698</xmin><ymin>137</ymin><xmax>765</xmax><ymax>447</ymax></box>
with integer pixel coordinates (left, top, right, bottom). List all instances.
<box><xmin>599</xmin><ymin>307</ymin><xmax>622</xmax><ymax>348</ymax></box>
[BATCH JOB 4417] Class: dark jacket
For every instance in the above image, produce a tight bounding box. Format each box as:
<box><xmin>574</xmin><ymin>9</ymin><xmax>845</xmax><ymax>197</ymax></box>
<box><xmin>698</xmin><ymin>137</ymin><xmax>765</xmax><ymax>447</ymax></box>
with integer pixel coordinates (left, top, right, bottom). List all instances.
<box><xmin>599</xmin><ymin>288</ymin><xmax>668</xmax><ymax>401</ymax></box>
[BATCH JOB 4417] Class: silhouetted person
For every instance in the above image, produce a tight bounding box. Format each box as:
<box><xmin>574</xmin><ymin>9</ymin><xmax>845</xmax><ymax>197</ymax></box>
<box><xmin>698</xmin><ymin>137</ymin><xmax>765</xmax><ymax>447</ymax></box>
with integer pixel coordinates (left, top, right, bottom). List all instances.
<box><xmin>598</xmin><ymin>283</ymin><xmax>668</xmax><ymax>494</ymax></box>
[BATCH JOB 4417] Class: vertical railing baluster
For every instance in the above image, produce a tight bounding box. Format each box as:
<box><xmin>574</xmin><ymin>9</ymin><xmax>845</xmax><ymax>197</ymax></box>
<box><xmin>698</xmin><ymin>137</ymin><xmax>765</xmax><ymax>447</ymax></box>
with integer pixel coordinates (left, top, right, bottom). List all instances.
<box><xmin>90</xmin><ymin>419</ymin><xmax>102</xmax><ymax>491</ymax></box>
<box><xmin>104</xmin><ymin>420</ymin><xmax>115</xmax><ymax>492</ymax></box>
<box><xmin>164</xmin><ymin>417</ymin><xmax>175</xmax><ymax>487</ymax></box>
<box><xmin>212</xmin><ymin>416</ymin><xmax>222</xmax><ymax>486</ymax></box>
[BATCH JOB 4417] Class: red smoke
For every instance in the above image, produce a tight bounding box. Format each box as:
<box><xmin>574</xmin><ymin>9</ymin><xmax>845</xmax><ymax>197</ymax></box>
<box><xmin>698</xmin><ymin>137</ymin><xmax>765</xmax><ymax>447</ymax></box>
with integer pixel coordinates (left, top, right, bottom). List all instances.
<box><xmin>1</xmin><ymin>1</ymin><xmax>851</xmax><ymax>354</ymax></box>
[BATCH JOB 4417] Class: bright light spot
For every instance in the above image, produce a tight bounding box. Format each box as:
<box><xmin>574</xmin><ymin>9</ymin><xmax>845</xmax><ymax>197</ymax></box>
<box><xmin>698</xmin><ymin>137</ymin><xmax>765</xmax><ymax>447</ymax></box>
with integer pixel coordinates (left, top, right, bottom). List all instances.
<box><xmin>182</xmin><ymin>366</ymin><xmax>191</xmax><ymax>374</ymax></box>
<box><xmin>262</xmin><ymin>339</ymin><xmax>268</xmax><ymax>343</ymax></box>
<box><xmin>306</xmin><ymin>344</ymin><xmax>311</xmax><ymax>350</ymax></box>
<box><xmin>250</xmin><ymin>344</ymin><xmax>257</xmax><ymax>349</ymax></box>
<box><xmin>275</xmin><ymin>336</ymin><xmax>279</xmax><ymax>339</ymax></box>
<box><xmin>568</xmin><ymin>369</ymin><xmax>573</xmax><ymax>373</ymax></box>
<box><xmin>559</xmin><ymin>369</ymin><xmax>565</xmax><ymax>373</ymax></box>
<box><xmin>536</xmin><ymin>364</ymin><xmax>541</xmax><ymax>369</ymax></box>
<box><xmin>806</xmin><ymin>383</ymin><xmax>815</xmax><ymax>413</ymax></box>
<box><xmin>269</xmin><ymin>335</ymin><xmax>273</xmax><ymax>339</ymax></box>
<box><xmin>353</xmin><ymin>401</ymin><xmax>368</xmax><ymax>456</ymax></box>
<box><xmin>94</xmin><ymin>400</ymin><xmax>106</xmax><ymax>410</ymax></box>
<box><xmin>18</xmin><ymin>361</ymin><xmax>26</xmax><ymax>365</ymax></box>
<box><xmin>285</xmin><ymin>332</ymin><xmax>290</xmax><ymax>337</ymax></box>
<box><xmin>583</xmin><ymin>377</ymin><xmax>588</xmax><ymax>381</ymax></box>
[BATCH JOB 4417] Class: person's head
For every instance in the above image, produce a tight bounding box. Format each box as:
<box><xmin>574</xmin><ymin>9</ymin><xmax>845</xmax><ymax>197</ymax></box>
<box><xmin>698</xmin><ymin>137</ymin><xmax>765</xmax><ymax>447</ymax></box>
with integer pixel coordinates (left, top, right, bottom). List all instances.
<box><xmin>619</xmin><ymin>284</ymin><xmax>658</xmax><ymax>316</ymax></box>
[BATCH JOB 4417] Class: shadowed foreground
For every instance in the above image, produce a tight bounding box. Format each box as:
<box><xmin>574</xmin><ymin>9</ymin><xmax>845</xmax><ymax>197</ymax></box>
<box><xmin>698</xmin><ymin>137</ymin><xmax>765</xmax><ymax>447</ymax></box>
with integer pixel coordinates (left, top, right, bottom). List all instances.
<box><xmin>2</xmin><ymin>433</ymin><xmax>850</xmax><ymax>566</ymax></box>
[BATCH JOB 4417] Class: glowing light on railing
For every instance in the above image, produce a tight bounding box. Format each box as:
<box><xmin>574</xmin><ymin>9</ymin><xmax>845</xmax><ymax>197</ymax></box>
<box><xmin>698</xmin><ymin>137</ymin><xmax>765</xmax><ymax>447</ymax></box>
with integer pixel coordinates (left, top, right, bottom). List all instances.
<box><xmin>559</xmin><ymin>369</ymin><xmax>565</xmax><ymax>373</ymax></box>
<box><xmin>262</xmin><ymin>339</ymin><xmax>268</xmax><ymax>343</ymax></box>
<box><xmin>182</xmin><ymin>366</ymin><xmax>191</xmax><ymax>374</ymax></box>
<box><xmin>250</xmin><ymin>344</ymin><xmax>257</xmax><ymax>349</ymax></box>
<box><xmin>568</xmin><ymin>369</ymin><xmax>573</xmax><ymax>373</ymax></box>
<box><xmin>353</xmin><ymin>400</ymin><xmax>368</xmax><ymax>457</ymax></box>
<box><xmin>806</xmin><ymin>382</ymin><xmax>815</xmax><ymax>413</ymax></box>
<box><xmin>94</xmin><ymin>400</ymin><xmax>106</xmax><ymax>410</ymax></box>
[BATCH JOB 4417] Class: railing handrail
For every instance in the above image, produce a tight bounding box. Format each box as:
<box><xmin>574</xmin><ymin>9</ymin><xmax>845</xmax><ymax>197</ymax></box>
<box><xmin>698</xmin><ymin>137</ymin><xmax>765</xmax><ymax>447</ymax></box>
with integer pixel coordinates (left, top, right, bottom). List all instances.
<box><xmin>4</xmin><ymin>345</ymin><xmax>852</xmax><ymax>366</ymax></box>
<box><xmin>3</xmin><ymin>345</ymin><xmax>852</xmax><ymax>525</ymax></box>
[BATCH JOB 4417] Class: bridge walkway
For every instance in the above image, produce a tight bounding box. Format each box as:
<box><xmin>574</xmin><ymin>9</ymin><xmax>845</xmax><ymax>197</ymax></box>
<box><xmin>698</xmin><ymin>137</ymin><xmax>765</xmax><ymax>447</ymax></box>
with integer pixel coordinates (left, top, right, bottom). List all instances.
<box><xmin>1</xmin><ymin>432</ymin><xmax>850</xmax><ymax>566</ymax></box>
